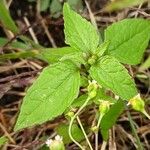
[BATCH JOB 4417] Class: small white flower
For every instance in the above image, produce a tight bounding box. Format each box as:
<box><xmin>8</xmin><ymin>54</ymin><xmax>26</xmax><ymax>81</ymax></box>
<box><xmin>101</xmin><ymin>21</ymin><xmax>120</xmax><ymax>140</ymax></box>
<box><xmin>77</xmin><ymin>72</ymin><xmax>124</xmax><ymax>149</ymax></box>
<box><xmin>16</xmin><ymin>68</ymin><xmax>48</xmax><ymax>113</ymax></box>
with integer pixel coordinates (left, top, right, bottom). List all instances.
<box><xmin>55</xmin><ymin>135</ymin><xmax>63</xmax><ymax>141</ymax></box>
<box><xmin>45</xmin><ymin>139</ymin><xmax>53</xmax><ymax>147</ymax></box>
<box><xmin>45</xmin><ymin>135</ymin><xmax>63</xmax><ymax>147</ymax></box>
<box><xmin>115</xmin><ymin>95</ymin><xmax>119</xmax><ymax>100</ymax></box>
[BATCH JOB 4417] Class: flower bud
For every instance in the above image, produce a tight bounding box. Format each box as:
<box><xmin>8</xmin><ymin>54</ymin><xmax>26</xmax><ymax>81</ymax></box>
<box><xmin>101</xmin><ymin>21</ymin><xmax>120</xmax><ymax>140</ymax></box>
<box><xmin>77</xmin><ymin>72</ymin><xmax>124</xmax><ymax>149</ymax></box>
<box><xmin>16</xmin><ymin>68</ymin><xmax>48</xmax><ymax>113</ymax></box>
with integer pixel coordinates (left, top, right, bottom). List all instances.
<box><xmin>99</xmin><ymin>101</ymin><xmax>110</xmax><ymax>115</ymax></box>
<box><xmin>66</xmin><ymin>111</ymin><xmax>74</xmax><ymax>118</ymax></box>
<box><xmin>87</xmin><ymin>80</ymin><xmax>98</xmax><ymax>92</ymax></box>
<box><xmin>88</xmin><ymin>55</ymin><xmax>97</xmax><ymax>65</ymax></box>
<box><xmin>87</xmin><ymin>80</ymin><xmax>98</xmax><ymax>99</ymax></box>
<box><xmin>88</xmin><ymin>90</ymin><xmax>97</xmax><ymax>99</ymax></box>
<box><xmin>46</xmin><ymin>135</ymin><xmax>65</xmax><ymax>150</ymax></box>
<box><xmin>91</xmin><ymin>126</ymin><xmax>98</xmax><ymax>132</ymax></box>
<box><xmin>129</xmin><ymin>94</ymin><xmax>145</xmax><ymax>112</ymax></box>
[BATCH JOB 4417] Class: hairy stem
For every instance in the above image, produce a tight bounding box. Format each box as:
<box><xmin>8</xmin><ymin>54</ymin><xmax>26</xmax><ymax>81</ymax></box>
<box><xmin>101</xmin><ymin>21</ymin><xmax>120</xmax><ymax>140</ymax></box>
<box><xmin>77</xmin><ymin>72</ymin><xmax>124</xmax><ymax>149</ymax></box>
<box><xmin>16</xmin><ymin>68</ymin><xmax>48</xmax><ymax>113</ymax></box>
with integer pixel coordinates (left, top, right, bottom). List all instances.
<box><xmin>77</xmin><ymin>116</ymin><xmax>93</xmax><ymax>150</ymax></box>
<box><xmin>95</xmin><ymin>114</ymin><xmax>104</xmax><ymax>150</ymax></box>
<box><xmin>69</xmin><ymin>97</ymin><xmax>92</xmax><ymax>150</ymax></box>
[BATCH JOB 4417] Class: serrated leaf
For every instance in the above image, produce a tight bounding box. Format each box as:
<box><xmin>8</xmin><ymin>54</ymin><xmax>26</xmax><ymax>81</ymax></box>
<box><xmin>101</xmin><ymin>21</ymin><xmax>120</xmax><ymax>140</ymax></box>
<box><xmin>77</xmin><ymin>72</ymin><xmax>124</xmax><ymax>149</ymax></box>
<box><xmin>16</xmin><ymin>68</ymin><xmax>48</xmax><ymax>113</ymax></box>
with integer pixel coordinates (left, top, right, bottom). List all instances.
<box><xmin>63</xmin><ymin>3</ymin><xmax>99</xmax><ymax>53</ymax></box>
<box><xmin>100</xmin><ymin>100</ymin><xmax>125</xmax><ymax>141</ymax></box>
<box><xmin>55</xmin><ymin>123</ymin><xmax>84</xmax><ymax>144</ymax></box>
<box><xmin>90</xmin><ymin>55</ymin><xmax>137</xmax><ymax>100</ymax></box>
<box><xmin>15</xmin><ymin>61</ymin><xmax>80</xmax><ymax>131</ymax></box>
<box><xmin>38</xmin><ymin>47</ymin><xmax>77</xmax><ymax>63</ymax></box>
<box><xmin>105</xmin><ymin>19</ymin><xmax>150</xmax><ymax>65</ymax></box>
<box><xmin>0</xmin><ymin>1</ymin><xmax>19</xmax><ymax>33</ymax></box>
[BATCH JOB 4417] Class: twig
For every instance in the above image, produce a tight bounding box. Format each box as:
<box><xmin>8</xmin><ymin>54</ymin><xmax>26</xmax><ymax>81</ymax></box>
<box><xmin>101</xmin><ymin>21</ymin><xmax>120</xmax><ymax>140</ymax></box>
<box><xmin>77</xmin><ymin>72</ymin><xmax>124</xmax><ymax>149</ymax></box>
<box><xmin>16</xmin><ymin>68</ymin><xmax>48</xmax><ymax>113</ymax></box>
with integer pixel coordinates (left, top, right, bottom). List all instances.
<box><xmin>101</xmin><ymin>141</ymin><xmax>107</xmax><ymax>150</ymax></box>
<box><xmin>0</xmin><ymin>70</ymin><xmax>40</xmax><ymax>83</ymax></box>
<box><xmin>0</xmin><ymin>123</ymin><xmax>16</xmax><ymax>144</ymax></box>
<box><xmin>23</xmin><ymin>17</ymin><xmax>39</xmax><ymax>44</ymax></box>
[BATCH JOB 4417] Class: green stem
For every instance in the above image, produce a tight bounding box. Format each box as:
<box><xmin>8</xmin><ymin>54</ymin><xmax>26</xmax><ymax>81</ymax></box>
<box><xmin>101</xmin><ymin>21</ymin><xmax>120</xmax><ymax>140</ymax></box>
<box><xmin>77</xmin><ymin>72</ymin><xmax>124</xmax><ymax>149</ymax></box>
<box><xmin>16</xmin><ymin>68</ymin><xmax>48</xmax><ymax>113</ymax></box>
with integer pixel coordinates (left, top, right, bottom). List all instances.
<box><xmin>0</xmin><ymin>50</ymin><xmax>39</xmax><ymax>61</ymax></box>
<box><xmin>69</xmin><ymin>97</ymin><xmax>92</xmax><ymax>150</ymax></box>
<box><xmin>142</xmin><ymin>110</ymin><xmax>150</xmax><ymax>119</ymax></box>
<box><xmin>127</xmin><ymin>111</ymin><xmax>143</xmax><ymax>150</ymax></box>
<box><xmin>95</xmin><ymin>114</ymin><xmax>104</xmax><ymax>150</ymax></box>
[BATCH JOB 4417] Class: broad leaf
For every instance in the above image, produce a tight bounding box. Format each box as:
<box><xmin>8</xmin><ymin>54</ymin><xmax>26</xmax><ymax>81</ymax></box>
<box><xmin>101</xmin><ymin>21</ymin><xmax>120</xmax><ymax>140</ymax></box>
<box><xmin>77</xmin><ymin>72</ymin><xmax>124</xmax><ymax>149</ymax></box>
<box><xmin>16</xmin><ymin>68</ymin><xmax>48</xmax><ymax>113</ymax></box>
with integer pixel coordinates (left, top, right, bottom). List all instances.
<box><xmin>15</xmin><ymin>61</ymin><xmax>80</xmax><ymax>130</ymax></box>
<box><xmin>63</xmin><ymin>3</ymin><xmax>99</xmax><ymax>53</ymax></box>
<box><xmin>105</xmin><ymin>19</ymin><xmax>150</xmax><ymax>65</ymax></box>
<box><xmin>89</xmin><ymin>55</ymin><xmax>137</xmax><ymax>100</ymax></box>
<box><xmin>100</xmin><ymin>100</ymin><xmax>125</xmax><ymax>141</ymax></box>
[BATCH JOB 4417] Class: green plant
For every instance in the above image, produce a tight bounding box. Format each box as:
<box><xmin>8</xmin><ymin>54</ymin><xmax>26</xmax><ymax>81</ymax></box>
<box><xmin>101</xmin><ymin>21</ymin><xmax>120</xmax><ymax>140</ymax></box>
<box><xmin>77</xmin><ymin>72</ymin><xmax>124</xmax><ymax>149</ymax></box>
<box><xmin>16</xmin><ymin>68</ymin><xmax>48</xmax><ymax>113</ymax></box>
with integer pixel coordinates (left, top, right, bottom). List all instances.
<box><xmin>14</xmin><ymin>3</ymin><xmax>150</xmax><ymax>149</ymax></box>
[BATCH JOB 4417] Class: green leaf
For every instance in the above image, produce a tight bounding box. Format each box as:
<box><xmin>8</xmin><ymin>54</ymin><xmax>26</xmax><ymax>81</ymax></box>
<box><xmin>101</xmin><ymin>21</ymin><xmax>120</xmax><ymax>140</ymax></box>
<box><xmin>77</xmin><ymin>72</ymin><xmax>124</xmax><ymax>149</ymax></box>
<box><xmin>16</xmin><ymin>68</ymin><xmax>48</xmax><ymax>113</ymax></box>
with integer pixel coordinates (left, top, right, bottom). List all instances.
<box><xmin>105</xmin><ymin>0</ymin><xmax>148</xmax><ymax>12</ymax></box>
<box><xmin>60</xmin><ymin>52</ymin><xmax>86</xmax><ymax>65</ymax></box>
<box><xmin>105</xmin><ymin>19</ymin><xmax>150</xmax><ymax>65</ymax></box>
<box><xmin>38</xmin><ymin>47</ymin><xmax>77</xmax><ymax>63</ymax></box>
<box><xmin>0</xmin><ymin>1</ymin><xmax>19</xmax><ymax>33</ymax></box>
<box><xmin>89</xmin><ymin>55</ymin><xmax>137</xmax><ymax>100</ymax></box>
<box><xmin>94</xmin><ymin>88</ymin><xmax>116</xmax><ymax>104</ymax></box>
<box><xmin>96</xmin><ymin>41</ymin><xmax>110</xmax><ymax>57</ymax></box>
<box><xmin>50</xmin><ymin>0</ymin><xmax>62</xmax><ymax>18</ymax></box>
<box><xmin>15</xmin><ymin>61</ymin><xmax>80</xmax><ymax>131</ymax></box>
<box><xmin>71</xmin><ymin>94</ymin><xmax>88</xmax><ymax>108</ymax></box>
<box><xmin>100</xmin><ymin>100</ymin><xmax>125</xmax><ymax>141</ymax></box>
<box><xmin>0</xmin><ymin>136</ymin><xmax>8</xmax><ymax>147</ymax></box>
<box><xmin>40</xmin><ymin>0</ymin><xmax>50</xmax><ymax>11</ymax></box>
<box><xmin>56</xmin><ymin>123</ymin><xmax>84</xmax><ymax>144</ymax></box>
<box><xmin>63</xmin><ymin>3</ymin><xmax>99</xmax><ymax>53</ymax></box>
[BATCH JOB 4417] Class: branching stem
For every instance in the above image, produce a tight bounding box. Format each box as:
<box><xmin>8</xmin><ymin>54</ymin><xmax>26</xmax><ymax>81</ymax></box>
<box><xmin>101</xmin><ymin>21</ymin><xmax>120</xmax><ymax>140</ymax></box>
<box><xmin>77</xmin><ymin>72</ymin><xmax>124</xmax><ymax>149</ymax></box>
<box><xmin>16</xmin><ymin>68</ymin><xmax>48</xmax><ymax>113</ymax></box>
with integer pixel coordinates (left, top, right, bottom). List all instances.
<box><xmin>69</xmin><ymin>97</ymin><xmax>93</xmax><ymax>150</ymax></box>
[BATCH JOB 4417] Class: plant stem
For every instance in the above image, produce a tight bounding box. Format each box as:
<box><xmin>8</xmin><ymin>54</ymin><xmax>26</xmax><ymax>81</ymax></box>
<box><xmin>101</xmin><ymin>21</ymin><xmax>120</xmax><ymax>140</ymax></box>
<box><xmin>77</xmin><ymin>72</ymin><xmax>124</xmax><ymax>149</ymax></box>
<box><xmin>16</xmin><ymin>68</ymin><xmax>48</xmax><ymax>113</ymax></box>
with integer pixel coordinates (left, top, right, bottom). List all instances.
<box><xmin>127</xmin><ymin>111</ymin><xmax>143</xmax><ymax>150</ymax></box>
<box><xmin>68</xmin><ymin>97</ymin><xmax>92</xmax><ymax>150</ymax></box>
<box><xmin>0</xmin><ymin>50</ymin><xmax>39</xmax><ymax>61</ymax></box>
<box><xmin>95</xmin><ymin>114</ymin><xmax>103</xmax><ymax>150</ymax></box>
<box><xmin>77</xmin><ymin>116</ymin><xmax>93</xmax><ymax>150</ymax></box>
<box><xmin>142</xmin><ymin>110</ymin><xmax>150</xmax><ymax>119</ymax></box>
<box><xmin>100</xmin><ymin>141</ymin><xmax>107</xmax><ymax>150</ymax></box>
